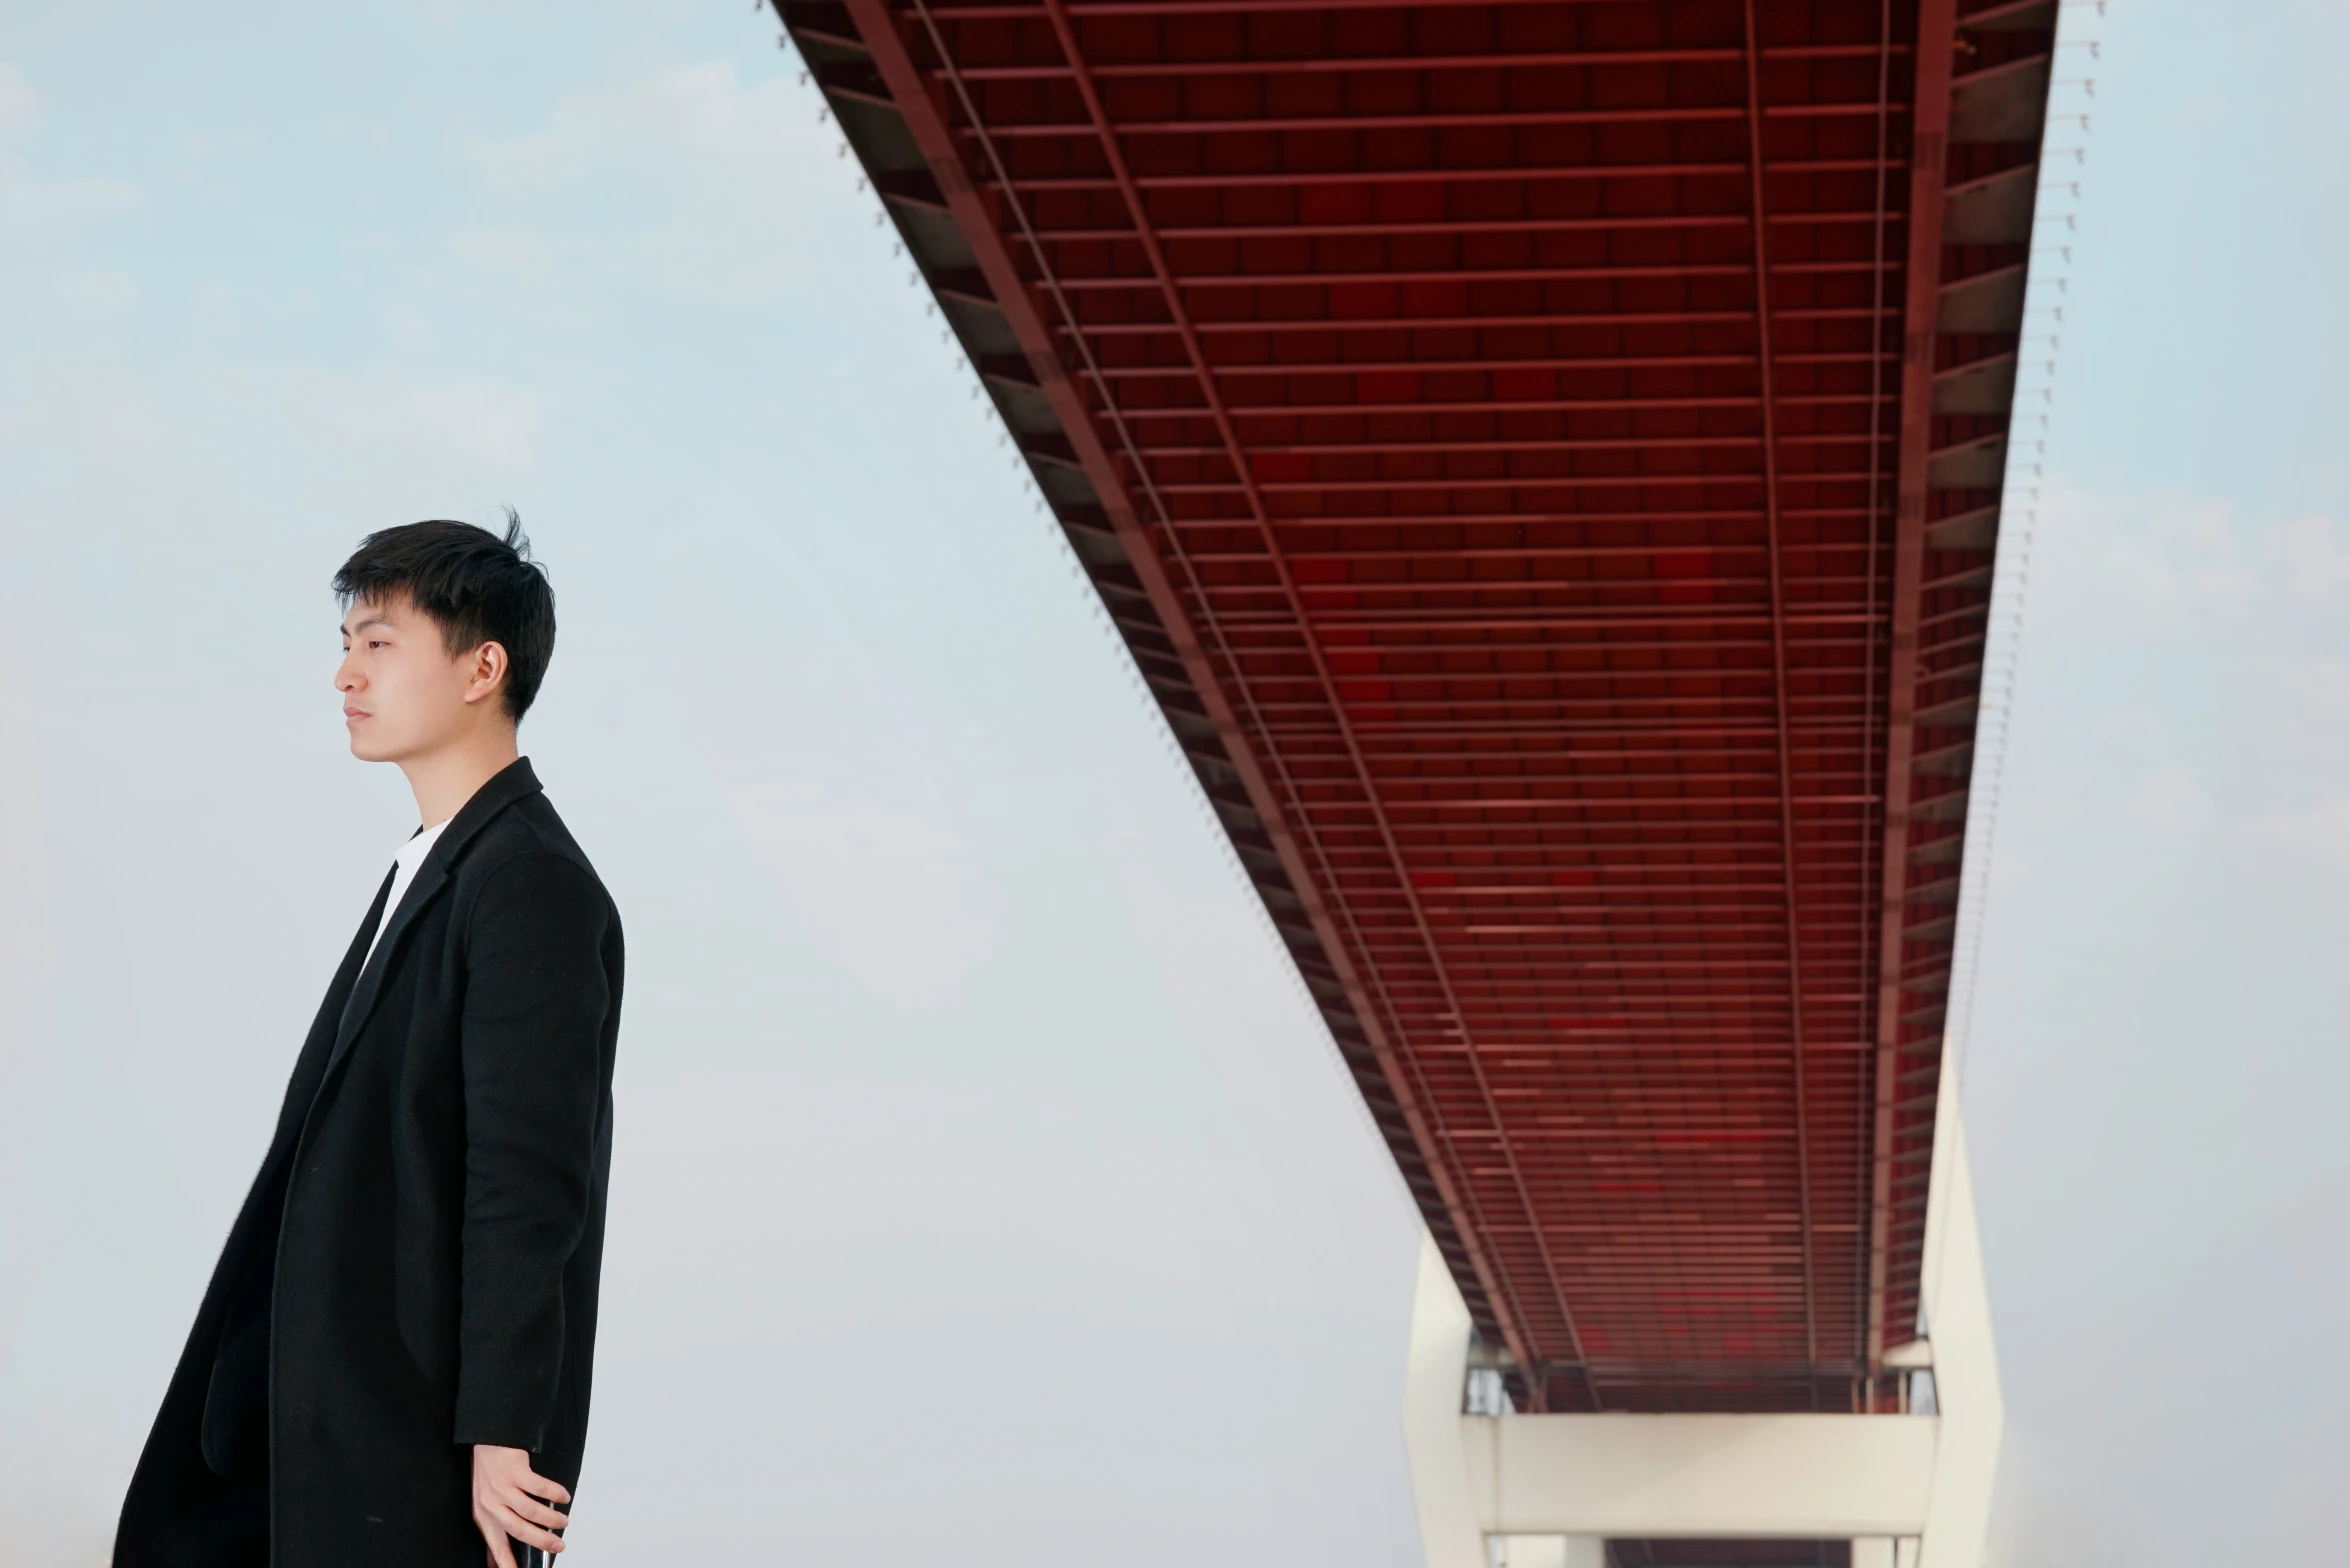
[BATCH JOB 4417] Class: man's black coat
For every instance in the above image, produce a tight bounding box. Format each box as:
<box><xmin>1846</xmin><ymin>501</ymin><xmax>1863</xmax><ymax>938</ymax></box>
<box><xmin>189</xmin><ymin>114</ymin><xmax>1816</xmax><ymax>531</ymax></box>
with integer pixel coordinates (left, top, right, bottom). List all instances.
<box><xmin>116</xmin><ymin>759</ymin><xmax>624</xmax><ymax>1567</ymax></box>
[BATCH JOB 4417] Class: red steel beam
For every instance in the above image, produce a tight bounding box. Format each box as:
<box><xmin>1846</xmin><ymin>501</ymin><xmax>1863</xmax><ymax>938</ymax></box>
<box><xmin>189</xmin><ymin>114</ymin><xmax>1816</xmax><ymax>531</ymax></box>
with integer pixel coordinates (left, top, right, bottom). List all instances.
<box><xmin>1172</xmin><ymin>521</ymin><xmax>1864</xmax><ymax>542</ymax></box>
<box><xmin>1062</xmin><ymin>315</ymin><xmax>1782</xmax><ymax>335</ymax></box>
<box><xmin>940</xmin><ymin>42</ymin><xmax>1915</xmax><ymax>79</ymax></box>
<box><xmin>1087</xmin><ymin>357</ymin><xmax>1847</xmax><ymax>377</ymax></box>
<box><xmin>975</xmin><ymin>106</ymin><xmax>1759</xmax><ymax>136</ymax></box>
<box><xmin>1041</xmin><ymin>215</ymin><xmax>1763</xmax><ymax>241</ymax></box>
<box><xmin>1154</xmin><ymin>476</ymin><xmax>1776</xmax><ymax>496</ymax></box>
<box><xmin>1867</xmin><ymin>0</ymin><xmax>1958</xmax><ymax>1385</ymax></box>
<box><xmin>1045</xmin><ymin>264</ymin><xmax>1827</xmax><ymax>289</ymax></box>
<box><xmin>1163</xmin><ymin>213</ymin><xmax>1893</xmax><ymax>239</ymax></box>
<box><xmin>1003</xmin><ymin>159</ymin><xmax>1912</xmax><ymax>195</ymax></box>
<box><xmin>1168</xmin><ymin>395</ymin><xmax>1876</xmax><ymax>416</ymax></box>
<box><xmin>1133</xmin><ymin>435</ymin><xmax>1849</xmax><ymax>457</ymax></box>
<box><xmin>1737</xmin><ymin>0</ymin><xmax>1823</xmax><ymax>1395</ymax></box>
<box><xmin>1851</xmin><ymin>0</ymin><xmax>1897</xmax><ymax>1400</ymax></box>
<box><xmin>940</xmin><ymin>0</ymin><xmax>1883</xmax><ymax>17</ymax></box>
<box><xmin>1002</xmin><ymin>161</ymin><xmax>1922</xmax><ymax>203</ymax></box>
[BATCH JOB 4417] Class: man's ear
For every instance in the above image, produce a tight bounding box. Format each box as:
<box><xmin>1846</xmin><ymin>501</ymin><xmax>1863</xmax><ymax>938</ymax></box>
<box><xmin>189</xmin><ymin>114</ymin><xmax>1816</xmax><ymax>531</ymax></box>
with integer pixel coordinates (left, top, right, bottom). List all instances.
<box><xmin>464</xmin><ymin>641</ymin><xmax>511</xmax><ymax>707</ymax></box>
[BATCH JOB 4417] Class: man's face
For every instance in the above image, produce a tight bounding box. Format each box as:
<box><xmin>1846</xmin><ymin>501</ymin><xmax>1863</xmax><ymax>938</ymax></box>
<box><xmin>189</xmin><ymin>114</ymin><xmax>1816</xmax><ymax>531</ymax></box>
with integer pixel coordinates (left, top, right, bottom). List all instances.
<box><xmin>336</xmin><ymin>595</ymin><xmax>499</xmax><ymax>762</ymax></box>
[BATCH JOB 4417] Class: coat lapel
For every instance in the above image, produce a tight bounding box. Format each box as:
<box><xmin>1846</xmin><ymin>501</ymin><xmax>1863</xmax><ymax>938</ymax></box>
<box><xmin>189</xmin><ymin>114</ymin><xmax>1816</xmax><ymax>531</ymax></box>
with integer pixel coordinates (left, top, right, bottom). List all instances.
<box><xmin>326</xmin><ymin>757</ymin><xmax>545</xmax><ymax>1077</ymax></box>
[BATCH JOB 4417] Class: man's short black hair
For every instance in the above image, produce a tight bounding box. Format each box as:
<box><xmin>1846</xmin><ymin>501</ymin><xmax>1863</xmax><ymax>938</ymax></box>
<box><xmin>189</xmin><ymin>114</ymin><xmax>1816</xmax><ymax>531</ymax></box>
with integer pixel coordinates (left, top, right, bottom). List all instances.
<box><xmin>334</xmin><ymin>510</ymin><xmax>556</xmax><ymax>723</ymax></box>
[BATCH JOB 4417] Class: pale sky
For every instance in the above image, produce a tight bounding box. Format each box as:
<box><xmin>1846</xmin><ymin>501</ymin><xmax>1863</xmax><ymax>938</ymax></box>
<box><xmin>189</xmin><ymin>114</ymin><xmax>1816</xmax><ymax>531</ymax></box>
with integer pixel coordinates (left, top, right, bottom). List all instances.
<box><xmin>2</xmin><ymin>4</ymin><xmax>2346</xmax><ymax>1565</ymax></box>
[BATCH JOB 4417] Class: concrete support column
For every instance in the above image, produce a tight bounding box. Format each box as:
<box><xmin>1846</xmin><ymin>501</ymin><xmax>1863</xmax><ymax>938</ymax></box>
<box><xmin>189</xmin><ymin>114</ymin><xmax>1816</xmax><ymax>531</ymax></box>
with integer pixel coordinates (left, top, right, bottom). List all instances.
<box><xmin>1914</xmin><ymin>1086</ymin><xmax>2004</xmax><ymax>1568</ymax></box>
<box><xmin>1492</xmin><ymin>1537</ymin><xmax>1606</xmax><ymax>1568</ymax></box>
<box><xmin>1402</xmin><ymin>1230</ymin><xmax>1487</xmax><ymax>1568</ymax></box>
<box><xmin>1400</xmin><ymin>1052</ymin><xmax>1999</xmax><ymax>1565</ymax></box>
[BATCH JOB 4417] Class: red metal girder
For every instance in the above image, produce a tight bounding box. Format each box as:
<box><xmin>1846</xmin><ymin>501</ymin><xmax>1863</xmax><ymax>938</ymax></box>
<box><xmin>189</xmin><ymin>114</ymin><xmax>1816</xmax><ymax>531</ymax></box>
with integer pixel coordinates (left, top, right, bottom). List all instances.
<box><xmin>1063</xmin><ymin>314</ymin><xmax>1768</xmax><ymax>335</ymax></box>
<box><xmin>941</xmin><ymin>42</ymin><xmax>1915</xmax><ymax>80</ymax></box>
<box><xmin>1738</xmin><ymin>0</ymin><xmax>1820</xmax><ymax>1388</ymax></box>
<box><xmin>1159</xmin><ymin>213</ymin><xmax>1898</xmax><ymax>240</ymax></box>
<box><xmin>1155</xmin><ymin>394</ymin><xmax>1878</xmax><ymax>416</ymax></box>
<box><xmin>994</xmin><ymin>157</ymin><xmax>1895</xmax><ymax>191</ymax></box>
<box><xmin>973</xmin><ymin>106</ymin><xmax>1757</xmax><ymax>138</ymax></box>
<box><xmin>1867</xmin><ymin>0</ymin><xmax>1955</xmax><ymax>1383</ymax></box>
<box><xmin>1043</xmin><ymin>214</ymin><xmax>1764</xmax><ymax>242</ymax></box>
<box><xmin>1068</xmin><ymin>316</ymin><xmax>1898</xmax><ymax>339</ymax></box>
<box><xmin>1045</xmin><ymin>263</ymin><xmax>1840</xmax><ymax>289</ymax></box>
<box><xmin>1001</xmin><ymin>155</ymin><xmax>1917</xmax><ymax>199</ymax></box>
<box><xmin>1132</xmin><ymin>434</ymin><xmax>1859</xmax><ymax>458</ymax></box>
<box><xmin>1088</xmin><ymin>356</ymin><xmax>1850</xmax><ymax>377</ymax></box>
<box><xmin>1153</xmin><ymin>474</ymin><xmax>1770</xmax><ymax>496</ymax></box>
<box><xmin>1172</xmin><ymin>512</ymin><xmax>1859</xmax><ymax>536</ymax></box>
<box><xmin>938</xmin><ymin>0</ymin><xmax>1857</xmax><ymax>16</ymax></box>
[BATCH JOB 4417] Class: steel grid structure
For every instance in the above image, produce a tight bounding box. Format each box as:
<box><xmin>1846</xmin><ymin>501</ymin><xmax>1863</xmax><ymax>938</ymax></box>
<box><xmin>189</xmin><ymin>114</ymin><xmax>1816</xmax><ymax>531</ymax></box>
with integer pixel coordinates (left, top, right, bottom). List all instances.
<box><xmin>783</xmin><ymin>0</ymin><xmax>2050</xmax><ymax>1419</ymax></box>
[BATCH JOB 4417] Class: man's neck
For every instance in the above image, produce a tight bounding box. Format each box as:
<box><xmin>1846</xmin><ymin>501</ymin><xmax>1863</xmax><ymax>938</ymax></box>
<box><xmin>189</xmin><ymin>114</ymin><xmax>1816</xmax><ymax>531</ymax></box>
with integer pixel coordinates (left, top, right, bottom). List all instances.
<box><xmin>399</xmin><ymin>732</ymin><xmax>521</xmax><ymax>829</ymax></box>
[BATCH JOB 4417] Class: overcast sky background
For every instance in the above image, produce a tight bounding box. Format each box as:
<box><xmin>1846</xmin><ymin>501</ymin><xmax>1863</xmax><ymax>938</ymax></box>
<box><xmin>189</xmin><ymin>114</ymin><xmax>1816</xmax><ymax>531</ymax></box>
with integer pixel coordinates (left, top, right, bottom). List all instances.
<box><xmin>2</xmin><ymin>3</ymin><xmax>2346</xmax><ymax>1564</ymax></box>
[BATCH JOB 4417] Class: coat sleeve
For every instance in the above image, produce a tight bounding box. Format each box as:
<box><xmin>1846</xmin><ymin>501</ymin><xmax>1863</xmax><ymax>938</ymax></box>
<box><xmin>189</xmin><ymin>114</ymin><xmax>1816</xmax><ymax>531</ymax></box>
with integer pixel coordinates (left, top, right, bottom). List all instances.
<box><xmin>451</xmin><ymin>849</ymin><xmax>614</xmax><ymax>1452</ymax></box>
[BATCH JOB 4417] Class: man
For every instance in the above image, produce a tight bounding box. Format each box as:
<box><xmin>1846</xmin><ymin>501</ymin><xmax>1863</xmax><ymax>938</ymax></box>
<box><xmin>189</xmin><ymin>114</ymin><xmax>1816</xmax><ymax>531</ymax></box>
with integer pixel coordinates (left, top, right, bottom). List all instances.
<box><xmin>115</xmin><ymin>517</ymin><xmax>624</xmax><ymax>1568</ymax></box>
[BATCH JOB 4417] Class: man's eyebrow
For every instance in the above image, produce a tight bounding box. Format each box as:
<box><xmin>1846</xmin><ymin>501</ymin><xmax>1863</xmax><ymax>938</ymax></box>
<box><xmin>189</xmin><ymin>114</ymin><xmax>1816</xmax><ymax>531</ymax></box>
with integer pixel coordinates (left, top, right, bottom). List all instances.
<box><xmin>341</xmin><ymin>612</ymin><xmax>398</xmax><ymax>635</ymax></box>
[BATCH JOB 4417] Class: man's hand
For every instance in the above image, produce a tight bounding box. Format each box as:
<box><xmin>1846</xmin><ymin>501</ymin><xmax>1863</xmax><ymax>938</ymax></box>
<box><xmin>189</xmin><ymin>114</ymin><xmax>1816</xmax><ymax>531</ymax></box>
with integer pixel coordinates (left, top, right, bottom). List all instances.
<box><xmin>471</xmin><ymin>1443</ymin><xmax>569</xmax><ymax>1567</ymax></box>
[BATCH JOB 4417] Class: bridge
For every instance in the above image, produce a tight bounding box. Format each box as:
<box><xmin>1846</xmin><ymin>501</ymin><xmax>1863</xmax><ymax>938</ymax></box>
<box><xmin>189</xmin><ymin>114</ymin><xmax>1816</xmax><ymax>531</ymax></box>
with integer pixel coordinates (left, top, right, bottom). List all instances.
<box><xmin>777</xmin><ymin>0</ymin><xmax>2049</xmax><ymax>1562</ymax></box>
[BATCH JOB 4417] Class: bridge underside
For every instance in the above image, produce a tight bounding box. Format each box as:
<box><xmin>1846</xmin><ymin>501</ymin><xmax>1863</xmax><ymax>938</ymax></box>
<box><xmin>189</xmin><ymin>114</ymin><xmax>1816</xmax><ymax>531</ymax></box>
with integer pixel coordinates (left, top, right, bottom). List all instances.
<box><xmin>783</xmin><ymin>0</ymin><xmax>2047</xmax><ymax>1421</ymax></box>
<box><xmin>1612</xmin><ymin>1548</ymin><xmax>1849</xmax><ymax>1567</ymax></box>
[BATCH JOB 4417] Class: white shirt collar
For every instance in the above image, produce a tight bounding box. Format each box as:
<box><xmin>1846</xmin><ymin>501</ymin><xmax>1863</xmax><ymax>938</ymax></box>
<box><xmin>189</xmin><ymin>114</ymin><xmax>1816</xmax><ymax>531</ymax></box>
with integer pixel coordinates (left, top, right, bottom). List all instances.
<box><xmin>363</xmin><ymin>816</ymin><xmax>456</xmax><ymax>967</ymax></box>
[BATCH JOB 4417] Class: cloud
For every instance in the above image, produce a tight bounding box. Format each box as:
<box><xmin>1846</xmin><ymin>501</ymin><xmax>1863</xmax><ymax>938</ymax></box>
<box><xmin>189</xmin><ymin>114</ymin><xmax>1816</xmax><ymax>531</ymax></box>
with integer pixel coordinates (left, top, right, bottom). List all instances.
<box><xmin>285</xmin><ymin>368</ymin><xmax>540</xmax><ymax>478</ymax></box>
<box><xmin>2122</xmin><ymin>763</ymin><xmax>2206</xmax><ymax>831</ymax></box>
<box><xmin>1986</xmin><ymin>480</ymin><xmax>2350</xmax><ymax>888</ymax></box>
<box><xmin>57</xmin><ymin>259</ymin><xmax>137</xmax><ymax>305</ymax></box>
<box><xmin>0</xmin><ymin>356</ymin><xmax>541</xmax><ymax>561</ymax></box>
<box><xmin>464</xmin><ymin>63</ymin><xmax>789</xmax><ymax>190</ymax></box>
<box><xmin>169</xmin><ymin>128</ymin><xmax>259</xmax><ymax>162</ymax></box>
<box><xmin>2267</xmin><ymin>513</ymin><xmax>2350</xmax><ymax>600</ymax></box>
<box><xmin>2078</xmin><ymin>710</ymin><xmax>2208</xmax><ymax>833</ymax></box>
<box><xmin>2035</xmin><ymin>479</ymin><xmax>2261</xmax><ymax>639</ymax></box>
<box><xmin>0</xmin><ymin>63</ymin><xmax>143</xmax><ymax>241</ymax></box>
<box><xmin>0</xmin><ymin>169</ymin><xmax>142</xmax><ymax>236</ymax></box>
<box><xmin>2240</xmin><ymin>654</ymin><xmax>2350</xmax><ymax>723</ymax></box>
<box><xmin>2025</xmin><ymin>483</ymin><xmax>2350</xmax><ymax>824</ymax></box>
<box><xmin>452</xmin><ymin>62</ymin><xmax>865</xmax><ymax>307</ymax></box>
<box><xmin>449</xmin><ymin>224</ymin><xmax>545</xmax><ymax>273</ymax></box>
<box><xmin>0</xmin><ymin>62</ymin><xmax>36</xmax><ymax>140</ymax></box>
<box><xmin>2043</xmin><ymin>486</ymin><xmax>2350</xmax><ymax>625</ymax></box>
<box><xmin>2248</xmin><ymin>796</ymin><xmax>2350</xmax><ymax>869</ymax></box>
